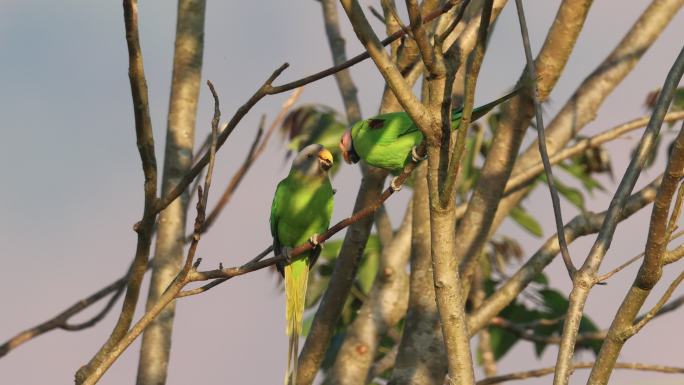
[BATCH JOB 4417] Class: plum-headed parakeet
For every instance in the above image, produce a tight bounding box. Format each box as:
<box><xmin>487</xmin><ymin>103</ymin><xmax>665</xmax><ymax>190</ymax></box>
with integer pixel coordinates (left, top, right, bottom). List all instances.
<box><xmin>270</xmin><ymin>143</ymin><xmax>334</xmax><ymax>385</ymax></box>
<box><xmin>339</xmin><ymin>89</ymin><xmax>519</xmax><ymax>174</ymax></box>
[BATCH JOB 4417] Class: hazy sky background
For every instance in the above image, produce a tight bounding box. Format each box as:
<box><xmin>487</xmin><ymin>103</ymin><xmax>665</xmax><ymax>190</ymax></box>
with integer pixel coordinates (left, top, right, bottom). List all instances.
<box><xmin>1</xmin><ymin>1</ymin><xmax>683</xmax><ymax>384</ymax></box>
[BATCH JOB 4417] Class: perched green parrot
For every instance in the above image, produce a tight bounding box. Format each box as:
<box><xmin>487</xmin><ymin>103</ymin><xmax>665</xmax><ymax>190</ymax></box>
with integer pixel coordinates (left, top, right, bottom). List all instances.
<box><xmin>338</xmin><ymin>89</ymin><xmax>519</xmax><ymax>182</ymax></box>
<box><xmin>270</xmin><ymin>143</ymin><xmax>335</xmax><ymax>385</ymax></box>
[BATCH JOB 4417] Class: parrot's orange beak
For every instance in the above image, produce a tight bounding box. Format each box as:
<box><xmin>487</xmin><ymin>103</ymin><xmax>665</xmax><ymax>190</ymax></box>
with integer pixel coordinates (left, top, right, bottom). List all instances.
<box><xmin>339</xmin><ymin>130</ymin><xmax>359</xmax><ymax>164</ymax></box>
<box><xmin>318</xmin><ymin>148</ymin><xmax>333</xmax><ymax>171</ymax></box>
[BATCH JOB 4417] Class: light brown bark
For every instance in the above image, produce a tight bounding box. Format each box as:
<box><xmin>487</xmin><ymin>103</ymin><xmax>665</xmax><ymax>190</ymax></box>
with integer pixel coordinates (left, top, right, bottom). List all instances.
<box><xmin>388</xmin><ymin>163</ymin><xmax>447</xmax><ymax>385</ymax></box>
<box><xmin>136</xmin><ymin>1</ymin><xmax>206</xmax><ymax>384</ymax></box>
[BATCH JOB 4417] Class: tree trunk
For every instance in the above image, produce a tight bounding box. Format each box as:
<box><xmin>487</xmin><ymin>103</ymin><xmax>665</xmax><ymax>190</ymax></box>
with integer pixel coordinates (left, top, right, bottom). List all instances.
<box><xmin>136</xmin><ymin>1</ymin><xmax>206</xmax><ymax>384</ymax></box>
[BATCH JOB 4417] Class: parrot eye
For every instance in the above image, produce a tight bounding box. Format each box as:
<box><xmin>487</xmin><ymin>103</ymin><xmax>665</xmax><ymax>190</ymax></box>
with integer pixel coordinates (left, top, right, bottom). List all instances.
<box><xmin>307</xmin><ymin>154</ymin><xmax>313</xmax><ymax>159</ymax></box>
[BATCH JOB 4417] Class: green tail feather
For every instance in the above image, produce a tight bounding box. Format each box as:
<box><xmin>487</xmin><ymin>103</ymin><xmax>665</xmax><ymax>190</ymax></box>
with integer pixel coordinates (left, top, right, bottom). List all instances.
<box><xmin>284</xmin><ymin>260</ymin><xmax>309</xmax><ymax>385</ymax></box>
<box><xmin>451</xmin><ymin>87</ymin><xmax>521</xmax><ymax>127</ymax></box>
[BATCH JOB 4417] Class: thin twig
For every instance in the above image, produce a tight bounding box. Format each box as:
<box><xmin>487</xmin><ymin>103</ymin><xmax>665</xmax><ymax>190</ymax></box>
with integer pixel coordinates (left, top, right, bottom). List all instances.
<box><xmin>0</xmin><ymin>274</ymin><xmax>127</xmax><ymax>357</ymax></box>
<box><xmin>155</xmin><ymin>4</ymin><xmax>458</xmax><ymax>218</ymax></box>
<box><xmin>80</xmin><ymin>82</ymin><xmax>222</xmax><ymax>385</ymax></box>
<box><xmin>468</xmin><ymin>175</ymin><xmax>662</xmax><ymax>335</ymax></box>
<box><xmin>499</xmin><ymin>111</ymin><xmax>684</xmax><ymax>199</ymax></box>
<box><xmin>597</xmin><ymin>253</ymin><xmax>644</xmax><ymax>282</ymax></box>
<box><xmin>631</xmin><ymin>269</ymin><xmax>684</xmax><ymax>335</ymax></box>
<box><xmin>477</xmin><ymin>362</ymin><xmax>684</xmax><ymax>385</ymax></box>
<box><xmin>598</xmin><ymin>229</ymin><xmax>684</xmax><ymax>282</ymax></box>
<box><xmin>368</xmin><ymin>5</ymin><xmax>386</xmax><ymax>23</ymax></box>
<box><xmin>515</xmin><ymin>0</ymin><xmax>575</xmax><ymax>279</ymax></box>
<box><xmin>442</xmin><ymin>0</ymin><xmax>492</xmax><ymax>204</ymax></box>
<box><xmin>75</xmin><ymin>1</ymin><xmax>158</xmax><ymax>381</ymax></box>
<box><xmin>557</xmin><ymin>44</ymin><xmax>684</xmax><ymax>385</ymax></box>
<box><xmin>199</xmin><ymin>87</ymin><xmax>303</xmax><ymax>237</ymax></box>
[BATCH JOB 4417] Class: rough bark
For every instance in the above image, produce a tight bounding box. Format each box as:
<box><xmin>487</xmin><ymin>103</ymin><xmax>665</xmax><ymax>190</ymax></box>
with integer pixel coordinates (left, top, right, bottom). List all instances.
<box><xmin>326</xmin><ymin>203</ymin><xmax>412</xmax><ymax>385</ymax></box>
<box><xmin>388</xmin><ymin>163</ymin><xmax>447</xmax><ymax>385</ymax></box>
<box><xmin>296</xmin><ymin>167</ymin><xmax>387</xmax><ymax>385</ymax></box>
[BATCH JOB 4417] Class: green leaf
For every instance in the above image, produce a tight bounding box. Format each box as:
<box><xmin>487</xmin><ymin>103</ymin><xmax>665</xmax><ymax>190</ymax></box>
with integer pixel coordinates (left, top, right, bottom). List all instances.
<box><xmin>356</xmin><ymin>248</ymin><xmax>380</xmax><ymax>294</ymax></box>
<box><xmin>532</xmin><ymin>273</ymin><xmax>549</xmax><ymax>286</ymax></box>
<box><xmin>560</xmin><ymin>161</ymin><xmax>604</xmax><ymax>193</ymax></box>
<box><xmin>305</xmin><ymin>272</ymin><xmax>329</xmax><ymax>308</ymax></box>
<box><xmin>509</xmin><ymin>205</ymin><xmax>543</xmax><ymax>237</ymax></box>
<box><xmin>578</xmin><ymin>315</ymin><xmax>603</xmax><ymax>355</ymax></box>
<box><xmin>320</xmin><ymin>239</ymin><xmax>344</xmax><ymax>261</ymax></box>
<box><xmin>301</xmin><ymin>313</ymin><xmax>314</xmax><ymax>337</ymax></box>
<box><xmin>489</xmin><ymin>302</ymin><xmax>542</xmax><ymax>360</ymax></box>
<box><xmin>550</xmin><ymin>175</ymin><xmax>585</xmax><ymax>210</ymax></box>
<box><xmin>539</xmin><ymin>288</ymin><xmax>569</xmax><ymax>316</ymax></box>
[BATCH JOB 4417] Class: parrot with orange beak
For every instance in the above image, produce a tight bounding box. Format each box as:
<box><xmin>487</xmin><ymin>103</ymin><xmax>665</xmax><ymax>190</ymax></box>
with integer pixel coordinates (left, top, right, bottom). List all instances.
<box><xmin>270</xmin><ymin>143</ymin><xmax>334</xmax><ymax>385</ymax></box>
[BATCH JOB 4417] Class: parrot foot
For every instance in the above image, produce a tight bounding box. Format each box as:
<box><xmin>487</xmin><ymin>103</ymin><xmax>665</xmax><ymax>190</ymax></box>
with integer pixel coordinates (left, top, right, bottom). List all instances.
<box><xmin>411</xmin><ymin>146</ymin><xmax>427</xmax><ymax>163</ymax></box>
<box><xmin>390</xmin><ymin>177</ymin><xmax>403</xmax><ymax>192</ymax></box>
<box><xmin>309</xmin><ymin>234</ymin><xmax>320</xmax><ymax>247</ymax></box>
<box><xmin>282</xmin><ymin>247</ymin><xmax>294</xmax><ymax>264</ymax></box>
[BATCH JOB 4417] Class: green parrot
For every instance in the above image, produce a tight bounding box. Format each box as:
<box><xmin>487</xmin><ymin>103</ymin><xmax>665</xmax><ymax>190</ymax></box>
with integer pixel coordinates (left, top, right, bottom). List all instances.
<box><xmin>338</xmin><ymin>89</ymin><xmax>519</xmax><ymax>182</ymax></box>
<box><xmin>270</xmin><ymin>143</ymin><xmax>335</xmax><ymax>385</ymax></box>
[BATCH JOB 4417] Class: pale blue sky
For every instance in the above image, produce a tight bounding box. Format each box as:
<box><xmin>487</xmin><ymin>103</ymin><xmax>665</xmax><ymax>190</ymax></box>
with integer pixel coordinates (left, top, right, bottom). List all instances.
<box><xmin>1</xmin><ymin>1</ymin><xmax>683</xmax><ymax>384</ymax></box>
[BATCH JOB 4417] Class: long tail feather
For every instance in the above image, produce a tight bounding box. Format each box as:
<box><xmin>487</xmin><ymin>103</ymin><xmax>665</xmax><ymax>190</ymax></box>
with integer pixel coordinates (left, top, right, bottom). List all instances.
<box><xmin>451</xmin><ymin>87</ymin><xmax>522</xmax><ymax>126</ymax></box>
<box><xmin>284</xmin><ymin>260</ymin><xmax>309</xmax><ymax>385</ymax></box>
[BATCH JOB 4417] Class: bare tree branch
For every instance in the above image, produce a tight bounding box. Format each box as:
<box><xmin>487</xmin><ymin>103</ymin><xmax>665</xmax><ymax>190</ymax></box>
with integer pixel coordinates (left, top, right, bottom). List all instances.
<box><xmin>514</xmin><ymin>0</ymin><xmax>575</xmax><ymax>278</ymax></box>
<box><xmin>321</xmin><ymin>0</ymin><xmax>362</xmax><ymax>123</ymax></box>
<box><xmin>631</xmin><ymin>269</ymin><xmax>684</xmax><ymax>334</ymax></box>
<box><xmin>442</xmin><ymin>0</ymin><xmax>493</xmax><ymax>204</ymax></box>
<box><xmin>468</xmin><ymin>176</ymin><xmax>662</xmax><ymax>334</ymax></box>
<box><xmin>79</xmin><ymin>81</ymin><xmax>222</xmax><ymax>385</ymax></box>
<box><xmin>477</xmin><ymin>362</ymin><xmax>684</xmax><ymax>385</ymax></box>
<box><xmin>458</xmin><ymin>0</ymin><xmax>594</xmax><ymax>290</ymax></box>
<box><xmin>587</xmin><ymin>80</ymin><xmax>684</xmax><ymax>383</ymax></box>
<box><xmin>488</xmin><ymin>0</ymin><xmax>684</xmax><ymax>245</ymax></box>
<box><xmin>75</xmin><ymin>1</ymin><xmax>158</xmax><ymax>381</ymax></box>
<box><xmin>339</xmin><ymin>0</ymin><xmax>431</xmax><ymax>131</ymax></box>
<box><xmin>472</xmin><ymin>268</ymin><xmax>497</xmax><ymax>377</ymax></box>
<box><xmin>199</xmin><ymin>87</ymin><xmax>303</xmax><ymax>235</ymax></box>
<box><xmin>387</xmin><ymin>163</ymin><xmax>447</xmax><ymax>385</ymax></box>
<box><xmin>137</xmin><ymin>1</ymin><xmax>206</xmax><ymax>383</ymax></box>
<box><xmin>554</xmin><ymin>44</ymin><xmax>684</xmax><ymax>385</ymax></box>
<box><xmin>327</xmin><ymin>203</ymin><xmax>412</xmax><ymax>385</ymax></box>
<box><xmin>0</xmin><ymin>273</ymin><xmax>127</xmax><ymax>358</ymax></box>
<box><xmin>500</xmin><ymin>111</ymin><xmax>684</xmax><ymax>199</ymax></box>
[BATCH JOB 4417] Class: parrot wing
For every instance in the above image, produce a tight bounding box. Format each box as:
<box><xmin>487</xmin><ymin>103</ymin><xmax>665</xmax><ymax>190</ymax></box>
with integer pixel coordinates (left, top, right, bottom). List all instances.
<box><xmin>451</xmin><ymin>87</ymin><xmax>521</xmax><ymax>126</ymax></box>
<box><xmin>270</xmin><ymin>179</ymin><xmax>288</xmax><ymax>277</ymax></box>
<box><xmin>356</xmin><ymin>112</ymin><xmax>419</xmax><ymax>144</ymax></box>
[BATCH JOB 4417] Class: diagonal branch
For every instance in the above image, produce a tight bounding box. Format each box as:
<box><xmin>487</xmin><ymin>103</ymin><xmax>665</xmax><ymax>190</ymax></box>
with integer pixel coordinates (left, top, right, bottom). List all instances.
<box><xmin>326</xmin><ymin>203</ymin><xmax>412</xmax><ymax>385</ymax></box>
<box><xmin>554</xmin><ymin>44</ymin><xmax>684</xmax><ymax>385</ymax></box>
<box><xmin>0</xmin><ymin>273</ymin><xmax>127</xmax><ymax>358</ymax></box>
<box><xmin>457</xmin><ymin>0</ymin><xmax>594</xmax><ymax>291</ymax></box>
<box><xmin>199</xmin><ymin>87</ymin><xmax>303</xmax><ymax>235</ymax></box>
<box><xmin>477</xmin><ymin>362</ymin><xmax>684</xmax><ymax>385</ymax></box>
<box><xmin>339</xmin><ymin>0</ymin><xmax>431</xmax><ymax>132</ymax></box>
<box><xmin>487</xmin><ymin>0</ymin><xmax>684</xmax><ymax>251</ymax></box>
<box><xmin>468</xmin><ymin>176</ymin><xmax>662</xmax><ymax>334</ymax></box>
<box><xmin>514</xmin><ymin>0</ymin><xmax>575</xmax><ymax>279</ymax></box>
<box><xmin>75</xmin><ymin>1</ymin><xmax>158</xmax><ymax>381</ymax></box>
<box><xmin>588</xmin><ymin>107</ymin><xmax>684</xmax><ymax>384</ymax></box>
<box><xmin>80</xmin><ymin>81</ymin><xmax>222</xmax><ymax>385</ymax></box>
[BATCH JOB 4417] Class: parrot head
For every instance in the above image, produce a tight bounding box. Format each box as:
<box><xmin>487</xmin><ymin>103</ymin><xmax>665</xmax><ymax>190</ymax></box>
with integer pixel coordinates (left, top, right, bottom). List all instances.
<box><xmin>339</xmin><ymin>130</ymin><xmax>360</xmax><ymax>164</ymax></box>
<box><xmin>292</xmin><ymin>143</ymin><xmax>333</xmax><ymax>176</ymax></box>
